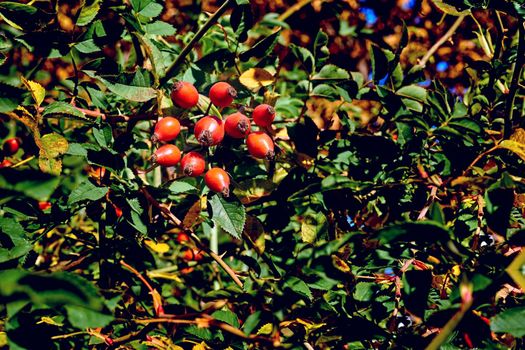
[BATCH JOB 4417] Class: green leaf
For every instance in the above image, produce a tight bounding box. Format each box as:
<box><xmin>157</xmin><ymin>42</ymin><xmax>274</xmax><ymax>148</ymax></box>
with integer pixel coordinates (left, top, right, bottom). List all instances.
<box><xmin>212</xmin><ymin>309</ymin><xmax>240</xmax><ymax>328</ymax></box>
<box><xmin>209</xmin><ymin>195</ymin><xmax>246</xmax><ymax>239</ymax></box>
<box><xmin>0</xmin><ymin>168</ymin><xmax>60</xmax><ymax>201</ymax></box>
<box><xmin>65</xmin><ymin>305</ymin><xmax>113</xmax><ymax>329</ymax></box>
<box><xmin>169</xmin><ymin>181</ymin><xmax>197</xmax><ymax>194</ymax></box>
<box><xmin>42</xmin><ymin>102</ymin><xmax>91</xmax><ymax>122</ymax></box>
<box><xmin>74</xmin><ymin>39</ymin><xmax>101</xmax><ymax>54</ymax></box>
<box><xmin>139</xmin><ymin>2</ymin><xmax>163</xmax><ymax>17</ymax></box>
<box><xmin>145</xmin><ymin>21</ymin><xmax>176</xmax><ymax>36</ymax></box>
<box><xmin>284</xmin><ymin>276</ymin><xmax>313</xmax><ymax>301</ymax></box>
<box><xmin>0</xmin><ymin>217</ymin><xmax>32</xmax><ymax>264</ymax></box>
<box><xmin>0</xmin><ymin>2</ymin><xmax>38</xmax><ymax>31</ymax></box>
<box><xmin>77</xmin><ymin>0</ymin><xmax>101</xmax><ymax>26</ymax></box>
<box><xmin>491</xmin><ymin>307</ymin><xmax>525</xmax><ymax>337</ymax></box>
<box><xmin>290</xmin><ymin>44</ymin><xmax>315</xmax><ymax>73</ymax></box>
<box><xmin>312</xmin><ymin>64</ymin><xmax>350</xmax><ymax>81</ymax></box>
<box><xmin>0</xmin><ymin>82</ymin><xmax>25</xmax><ymax>113</ymax></box>
<box><xmin>239</xmin><ymin>28</ymin><xmax>281</xmax><ymax>61</ymax></box>
<box><xmin>396</xmin><ymin>85</ymin><xmax>427</xmax><ymax>103</ymax></box>
<box><xmin>0</xmin><ymin>270</ymin><xmax>106</xmax><ymax>310</ymax></box>
<box><xmin>40</xmin><ymin>133</ymin><xmax>69</xmax><ymax>159</ymax></box>
<box><xmin>84</xmin><ymin>72</ymin><xmax>157</xmax><ymax>102</ymax></box>
<box><xmin>68</xmin><ymin>180</ymin><xmax>108</xmax><ymax>205</ymax></box>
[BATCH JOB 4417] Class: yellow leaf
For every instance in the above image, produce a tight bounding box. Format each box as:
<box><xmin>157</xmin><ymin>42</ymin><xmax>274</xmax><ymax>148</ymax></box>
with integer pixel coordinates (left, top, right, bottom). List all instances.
<box><xmin>510</xmin><ymin>128</ymin><xmax>525</xmax><ymax>144</ymax></box>
<box><xmin>21</xmin><ymin>77</ymin><xmax>45</xmax><ymax>107</ymax></box>
<box><xmin>257</xmin><ymin>323</ymin><xmax>273</xmax><ymax>335</ymax></box>
<box><xmin>506</xmin><ymin>249</ymin><xmax>525</xmax><ymax>291</ymax></box>
<box><xmin>239</xmin><ymin>68</ymin><xmax>274</xmax><ymax>91</ymax></box>
<box><xmin>498</xmin><ymin>140</ymin><xmax>525</xmax><ymax>162</ymax></box>
<box><xmin>430</xmin><ymin>0</ymin><xmax>470</xmax><ymax>16</ymax></box>
<box><xmin>0</xmin><ymin>332</ymin><xmax>6</xmax><ymax>347</ymax></box>
<box><xmin>144</xmin><ymin>240</ymin><xmax>170</xmax><ymax>254</ymax></box>
<box><xmin>192</xmin><ymin>342</ymin><xmax>208</xmax><ymax>350</ymax></box>
<box><xmin>147</xmin><ymin>271</ymin><xmax>183</xmax><ymax>283</ymax></box>
<box><xmin>296</xmin><ymin>318</ymin><xmax>326</xmax><ymax>331</ymax></box>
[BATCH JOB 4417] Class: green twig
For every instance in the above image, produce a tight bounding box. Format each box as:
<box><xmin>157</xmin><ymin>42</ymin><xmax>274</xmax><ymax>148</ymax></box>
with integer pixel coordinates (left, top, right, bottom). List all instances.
<box><xmin>160</xmin><ymin>0</ymin><xmax>234</xmax><ymax>86</ymax></box>
<box><xmin>504</xmin><ymin>21</ymin><xmax>525</xmax><ymax>139</ymax></box>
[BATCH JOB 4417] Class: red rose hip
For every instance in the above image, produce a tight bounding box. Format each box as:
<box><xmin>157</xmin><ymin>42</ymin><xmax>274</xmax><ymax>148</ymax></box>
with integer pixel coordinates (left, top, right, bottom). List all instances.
<box><xmin>194</xmin><ymin>116</ymin><xmax>224</xmax><ymax>146</ymax></box>
<box><xmin>171</xmin><ymin>81</ymin><xmax>199</xmax><ymax>109</ymax></box>
<box><xmin>224</xmin><ymin>112</ymin><xmax>251</xmax><ymax>138</ymax></box>
<box><xmin>252</xmin><ymin>104</ymin><xmax>276</xmax><ymax>127</ymax></box>
<box><xmin>209</xmin><ymin>82</ymin><xmax>237</xmax><ymax>108</ymax></box>
<box><xmin>152</xmin><ymin>117</ymin><xmax>181</xmax><ymax>142</ymax></box>
<box><xmin>246</xmin><ymin>132</ymin><xmax>275</xmax><ymax>160</ymax></box>
<box><xmin>3</xmin><ymin>138</ymin><xmax>20</xmax><ymax>155</ymax></box>
<box><xmin>204</xmin><ymin>167</ymin><xmax>230</xmax><ymax>196</ymax></box>
<box><xmin>152</xmin><ymin>144</ymin><xmax>181</xmax><ymax>167</ymax></box>
<box><xmin>180</xmin><ymin>151</ymin><xmax>206</xmax><ymax>177</ymax></box>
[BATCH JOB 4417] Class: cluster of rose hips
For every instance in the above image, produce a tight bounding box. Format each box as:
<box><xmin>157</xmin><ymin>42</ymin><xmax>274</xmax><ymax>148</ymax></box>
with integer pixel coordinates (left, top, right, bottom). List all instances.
<box><xmin>149</xmin><ymin>80</ymin><xmax>276</xmax><ymax>196</ymax></box>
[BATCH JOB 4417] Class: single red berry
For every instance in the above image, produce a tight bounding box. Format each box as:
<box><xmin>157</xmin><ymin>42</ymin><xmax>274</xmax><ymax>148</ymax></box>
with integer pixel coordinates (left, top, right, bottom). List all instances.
<box><xmin>204</xmin><ymin>167</ymin><xmax>230</xmax><ymax>196</ymax></box>
<box><xmin>0</xmin><ymin>159</ymin><xmax>12</xmax><ymax>168</ymax></box>
<box><xmin>176</xmin><ymin>232</ymin><xmax>190</xmax><ymax>243</ymax></box>
<box><xmin>246</xmin><ymin>132</ymin><xmax>275</xmax><ymax>160</ymax></box>
<box><xmin>182</xmin><ymin>248</ymin><xmax>204</xmax><ymax>262</ymax></box>
<box><xmin>252</xmin><ymin>104</ymin><xmax>276</xmax><ymax>127</ymax></box>
<box><xmin>152</xmin><ymin>117</ymin><xmax>181</xmax><ymax>142</ymax></box>
<box><xmin>38</xmin><ymin>201</ymin><xmax>52</xmax><ymax>211</ymax></box>
<box><xmin>3</xmin><ymin>138</ymin><xmax>20</xmax><ymax>156</ymax></box>
<box><xmin>209</xmin><ymin>82</ymin><xmax>237</xmax><ymax>108</ymax></box>
<box><xmin>194</xmin><ymin>116</ymin><xmax>224</xmax><ymax>146</ymax></box>
<box><xmin>152</xmin><ymin>144</ymin><xmax>181</xmax><ymax>167</ymax></box>
<box><xmin>171</xmin><ymin>81</ymin><xmax>199</xmax><ymax>109</ymax></box>
<box><xmin>224</xmin><ymin>112</ymin><xmax>251</xmax><ymax>138</ymax></box>
<box><xmin>180</xmin><ymin>151</ymin><xmax>206</xmax><ymax>177</ymax></box>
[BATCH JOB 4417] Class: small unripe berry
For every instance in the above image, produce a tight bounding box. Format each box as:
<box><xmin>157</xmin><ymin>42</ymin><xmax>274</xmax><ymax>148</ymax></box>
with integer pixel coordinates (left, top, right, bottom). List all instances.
<box><xmin>194</xmin><ymin>116</ymin><xmax>224</xmax><ymax>146</ymax></box>
<box><xmin>246</xmin><ymin>132</ymin><xmax>275</xmax><ymax>160</ymax></box>
<box><xmin>3</xmin><ymin>138</ymin><xmax>20</xmax><ymax>156</ymax></box>
<box><xmin>209</xmin><ymin>82</ymin><xmax>237</xmax><ymax>108</ymax></box>
<box><xmin>204</xmin><ymin>167</ymin><xmax>230</xmax><ymax>196</ymax></box>
<box><xmin>152</xmin><ymin>144</ymin><xmax>181</xmax><ymax>167</ymax></box>
<box><xmin>152</xmin><ymin>117</ymin><xmax>181</xmax><ymax>142</ymax></box>
<box><xmin>224</xmin><ymin>112</ymin><xmax>251</xmax><ymax>138</ymax></box>
<box><xmin>252</xmin><ymin>104</ymin><xmax>276</xmax><ymax>127</ymax></box>
<box><xmin>171</xmin><ymin>81</ymin><xmax>199</xmax><ymax>109</ymax></box>
<box><xmin>180</xmin><ymin>151</ymin><xmax>206</xmax><ymax>177</ymax></box>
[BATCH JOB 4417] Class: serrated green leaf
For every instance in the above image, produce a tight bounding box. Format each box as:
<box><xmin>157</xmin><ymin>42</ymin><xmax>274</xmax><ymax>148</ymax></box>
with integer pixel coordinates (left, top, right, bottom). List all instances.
<box><xmin>209</xmin><ymin>195</ymin><xmax>246</xmax><ymax>239</ymax></box>
<box><xmin>312</xmin><ymin>64</ymin><xmax>350</xmax><ymax>81</ymax></box>
<box><xmin>212</xmin><ymin>309</ymin><xmax>240</xmax><ymax>328</ymax></box>
<box><xmin>68</xmin><ymin>180</ymin><xmax>108</xmax><ymax>205</ymax></box>
<box><xmin>284</xmin><ymin>276</ymin><xmax>313</xmax><ymax>300</ymax></box>
<box><xmin>169</xmin><ymin>181</ymin><xmax>197</xmax><ymax>194</ymax></box>
<box><xmin>77</xmin><ymin>0</ymin><xmax>101</xmax><ymax>26</ymax></box>
<box><xmin>42</xmin><ymin>101</ymin><xmax>91</xmax><ymax>122</ymax></box>
<box><xmin>65</xmin><ymin>305</ymin><xmax>113</xmax><ymax>329</ymax></box>
<box><xmin>0</xmin><ymin>217</ymin><xmax>32</xmax><ymax>264</ymax></box>
<box><xmin>491</xmin><ymin>307</ymin><xmax>525</xmax><ymax>337</ymax></box>
<box><xmin>145</xmin><ymin>21</ymin><xmax>176</xmax><ymax>36</ymax></box>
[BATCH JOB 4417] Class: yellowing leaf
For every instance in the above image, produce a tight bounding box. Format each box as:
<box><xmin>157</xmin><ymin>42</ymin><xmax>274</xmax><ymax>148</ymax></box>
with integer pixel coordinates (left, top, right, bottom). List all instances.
<box><xmin>506</xmin><ymin>249</ymin><xmax>525</xmax><ymax>291</ymax></box>
<box><xmin>0</xmin><ymin>332</ymin><xmax>6</xmax><ymax>347</ymax></box>
<box><xmin>430</xmin><ymin>0</ymin><xmax>470</xmax><ymax>16</ymax></box>
<box><xmin>21</xmin><ymin>77</ymin><xmax>45</xmax><ymax>107</ymax></box>
<box><xmin>257</xmin><ymin>323</ymin><xmax>273</xmax><ymax>335</ymax></box>
<box><xmin>510</xmin><ymin>128</ymin><xmax>525</xmax><ymax>145</ymax></box>
<box><xmin>498</xmin><ymin>140</ymin><xmax>525</xmax><ymax>162</ymax></box>
<box><xmin>192</xmin><ymin>342</ymin><xmax>208</xmax><ymax>350</ymax></box>
<box><xmin>239</xmin><ymin>68</ymin><xmax>274</xmax><ymax>90</ymax></box>
<box><xmin>147</xmin><ymin>271</ymin><xmax>183</xmax><ymax>283</ymax></box>
<box><xmin>144</xmin><ymin>240</ymin><xmax>170</xmax><ymax>254</ymax></box>
<box><xmin>296</xmin><ymin>318</ymin><xmax>326</xmax><ymax>332</ymax></box>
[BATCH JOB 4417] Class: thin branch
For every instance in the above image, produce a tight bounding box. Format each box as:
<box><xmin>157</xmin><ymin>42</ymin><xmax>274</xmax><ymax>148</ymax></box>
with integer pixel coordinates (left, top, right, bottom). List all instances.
<box><xmin>140</xmin><ymin>187</ymin><xmax>244</xmax><ymax>288</ymax></box>
<box><xmin>160</xmin><ymin>0</ymin><xmax>234</xmax><ymax>86</ymax></box>
<box><xmin>417</xmin><ymin>15</ymin><xmax>466</xmax><ymax>68</ymax></box>
<box><xmin>504</xmin><ymin>20</ymin><xmax>525</xmax><ymax>139</ymax></box>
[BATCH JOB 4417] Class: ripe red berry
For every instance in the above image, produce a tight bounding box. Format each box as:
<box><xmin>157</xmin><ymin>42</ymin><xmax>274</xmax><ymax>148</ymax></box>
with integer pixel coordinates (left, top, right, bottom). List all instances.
<box><xmin>38</xmin><ymin>201</ymin><xmax>52</xmax><ymax>211</ymax></box>
<box><xmin>176</xmin><ymin>232</ymin><xmax>190</xmax><ymax>243</ymax></box>
<box><xmin>0</xmin><ymin>159</ymin><xmax>12</xmax><ymax>168</ymax></box>
<box><xmin>252</xmin><ymin>104</ymin><xmax>276</xmax><ymax>127</ymax></box>
<box><xmin>194</xmin><ymin>116</ymin><xmax>224</xmax><ymax>146</ymax></box>
<box><xmin>209</xmin><ymin>82</ymin><xmax>237</xmax><ymax>108</ymax></box>
<box><xmin>182</xmin><ymin>248</ymin><xmax>204</xmax><ymax>262</ymax></box>
<box><xmin>152</xmin><ymin>117</ymin><xmax>181</xmax><ymax>142</ymax></box>
<box><xmin>204</xmin><ymin>167</ymin><xmax>230</xmax><ymax>196</ymax></box>
<box><xmin>246</xmin><ymin>132</ymin><xmax>275</xmax><ymax>160</ymax></box>
<box><xmin>152</xmin><ymin>144</ymin><xmax>181</xmax><ymax>167</ymax></box>
<box><xmin>180</xmin><ymin>151</ymin><xmax>206</xmax><ymax>177</ymax></box>
<box><xmin>224</xmin><ymin>112</ymin><xmax>251</xmax><ymax>138</ymax></box>
<box><xmin>3</xmin><ymin>138</ymin><xmax>20</xmax><ymax>155</ymax></box>
<box><xmin>171</xmin><ymin>81</ymin><xmax>199</xmax><ymax>109</ymax></box>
